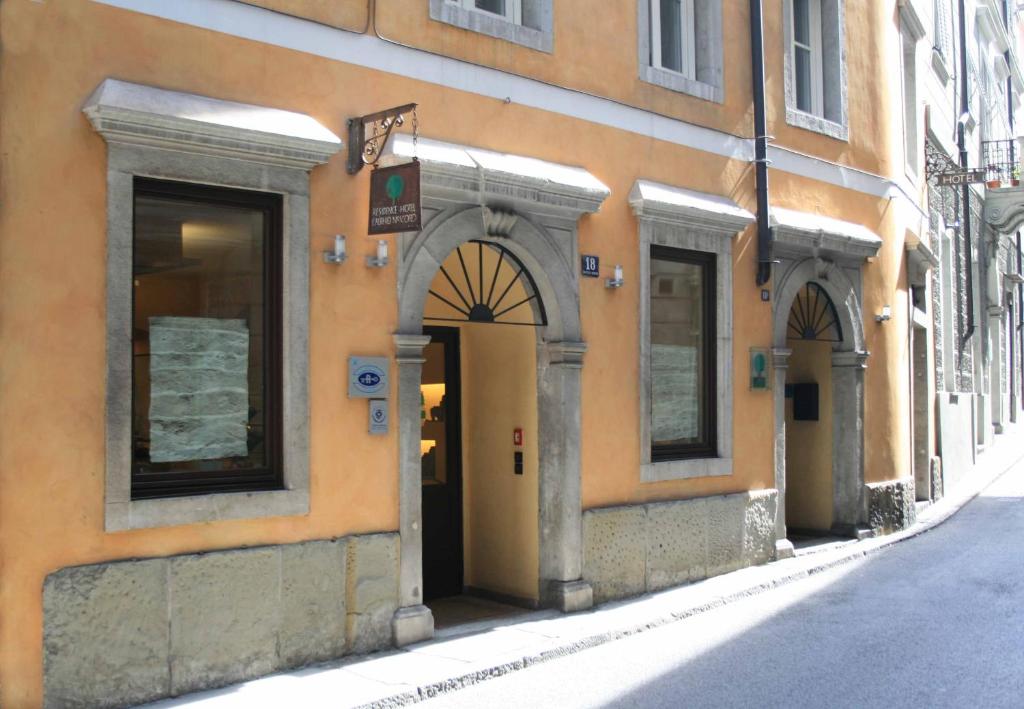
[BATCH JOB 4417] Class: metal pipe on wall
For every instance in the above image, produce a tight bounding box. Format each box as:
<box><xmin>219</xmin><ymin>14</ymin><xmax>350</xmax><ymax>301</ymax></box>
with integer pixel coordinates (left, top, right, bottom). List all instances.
<box><xmin>749</xmin><ymin>0</ymin><xmax>772</xmax><ymax>287</ymax></box>
<box><xmin>958</xmin><ymin>0</ymin><xmax>976</xmax><ymax>345</ymax></box>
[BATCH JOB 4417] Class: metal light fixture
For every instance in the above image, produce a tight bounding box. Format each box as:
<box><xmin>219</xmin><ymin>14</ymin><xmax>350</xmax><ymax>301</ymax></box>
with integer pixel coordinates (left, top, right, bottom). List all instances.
<box><xmin>366</xmin><ymin>239</ymin><xmax>389</xmax><ymax>268</ymax></box>
<box><xmin>323</xmin><ymin>234</ymin><xmax>347</xmax><ymax>264</ymax></box>
<box><xmin>875</xmin><ymin>305</ymin><xmax>892</xmax><ymax>323</ymax></box>
<box><xmin>606</xmin><ymin>264</ymin><xmax>624</xmax><ymax>289</ymax></box>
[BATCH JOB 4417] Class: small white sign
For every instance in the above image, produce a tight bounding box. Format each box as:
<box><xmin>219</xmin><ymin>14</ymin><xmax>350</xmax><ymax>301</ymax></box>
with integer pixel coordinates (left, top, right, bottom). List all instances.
<box><xmin>349</xmin><ymin>356</ymin><xmax>389</xmax><ymax>398</ymax></box>
<box><xmin>369</xmin><ymin>399</ymin><xmax>388</xmax><ymax>435</ymax></box>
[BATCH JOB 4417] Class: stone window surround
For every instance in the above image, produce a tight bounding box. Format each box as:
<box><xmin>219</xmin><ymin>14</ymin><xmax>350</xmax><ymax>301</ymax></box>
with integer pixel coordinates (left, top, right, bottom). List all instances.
<box><xmin>83</xmin><ymin>78</ymin><xmax>342</xmax><ymax>531</ymax></box>
<box><xmin>630</xmin><ymin>180</ymin><xmax>755</xmax><ymax>483</ymax></box>
<box><xmin>429</xmin><ymin>0</ymin><xmax>553</xmax><ymax>53</ymax></box>
<box><xmin>782</xmin><ymin>0</ymin><xmax>849</xmax><ymax>141</ymax></box>
<box><xmin>637</xmin><ymin>0</ymin><xmax>724</xmax><ymax>104</ymax></box>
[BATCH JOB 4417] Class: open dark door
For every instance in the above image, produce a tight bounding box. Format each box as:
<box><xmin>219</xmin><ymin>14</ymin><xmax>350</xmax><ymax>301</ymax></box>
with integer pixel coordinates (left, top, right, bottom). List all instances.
<box><xmin>421</xmin><ymin>326</ymin><xmax>463</xmax><ymax>601</ymax></box>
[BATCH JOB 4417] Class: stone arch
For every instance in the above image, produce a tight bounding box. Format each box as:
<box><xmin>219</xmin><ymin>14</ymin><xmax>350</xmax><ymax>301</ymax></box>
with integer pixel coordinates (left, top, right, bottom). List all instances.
<box><xmin>391</xmin><ymin>205</ymin><xmax>592</xmax><ymax>647</ymax></box>
<box><xmin>771</xmin><ymin>257</ymin><xmax>869</xmax><ymax>549</ymax></box>
<box><xmin>397</xmin><ymin>205</ymin><xmax>581</xmax><ymax>343</ymax></box>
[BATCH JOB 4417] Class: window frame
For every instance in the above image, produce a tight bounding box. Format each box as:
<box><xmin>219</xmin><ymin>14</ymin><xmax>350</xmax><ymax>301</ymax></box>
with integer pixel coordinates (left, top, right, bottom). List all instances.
<box><xmin>649</xmin><ymin>244</ymin><xmax>718</xmax><ymax>462</ymax></box>
<box><xmin>84</xmin><ymin>78</ymin><xmax>341</xmax><ymax>531</ymax></box>
<box><xmin>650</xmin><ymin>0</ymin><xmax>697</xmax><ymax>81</ymax></box>
<box><xmin>130</xmin><ymin>177</ymin><xmax>285</xmax><ymax>500</ymax></box>
<box><xmin>430</xmin><ymin>0</ymin><xmax>551</xmax><ymax>52</ymax></box>
<box><xmin>631</xmin><ymin>180</ymin><xmax>749</xmax><ymax>483</ymax></box>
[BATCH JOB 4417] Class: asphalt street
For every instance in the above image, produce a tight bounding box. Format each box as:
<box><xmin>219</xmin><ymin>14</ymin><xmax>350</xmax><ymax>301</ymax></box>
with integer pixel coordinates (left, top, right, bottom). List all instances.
<box><xmin>422</xmin><ymin>467</ymin><xmax>1024</xmax><ymax>708</ymax></box>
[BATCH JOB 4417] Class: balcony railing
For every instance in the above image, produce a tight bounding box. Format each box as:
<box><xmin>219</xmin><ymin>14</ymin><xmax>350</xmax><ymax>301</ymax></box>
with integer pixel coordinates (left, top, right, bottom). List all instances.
<box><xmin>981</xmin><ymin>139</ymin><xmax>1021</xmax><ymax>187</ymax></box>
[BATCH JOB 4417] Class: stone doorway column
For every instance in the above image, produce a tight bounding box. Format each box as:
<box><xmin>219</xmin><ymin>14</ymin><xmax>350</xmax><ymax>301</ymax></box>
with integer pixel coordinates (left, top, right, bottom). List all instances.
<box><xmin>392</xmin><ymin>333</ymin><xmax>434</xmax><ymax>646</ymax></box>
<box><xmin>771</xmin><ymin>347</ymin><xmax>794</xmax><ymax>559</ymax></box>
<box><xmin>831</xmin><ymin>350</ymin><xmax>868</xmax><ymax>533</ymax></box>
<box><xmin>537</xmin><ymin>341</ymin><xmax>592</xmax><ymax>611</ymax></box>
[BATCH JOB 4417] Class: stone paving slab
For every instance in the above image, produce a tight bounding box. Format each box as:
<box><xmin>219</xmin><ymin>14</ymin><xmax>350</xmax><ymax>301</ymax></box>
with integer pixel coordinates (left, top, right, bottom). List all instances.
<box><xmin>141</xmin><ymin>421</ymin><xmax>1024</xmax><ymax>709</ymax></box>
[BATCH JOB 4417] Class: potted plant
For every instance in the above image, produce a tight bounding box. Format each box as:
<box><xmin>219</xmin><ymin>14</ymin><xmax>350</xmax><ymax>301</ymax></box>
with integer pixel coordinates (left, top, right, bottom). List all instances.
<box><xmin>1012</xmin><ymin>166</ymin><xmax>1020</xmax><ymax>187</ymax></box>
<box><xmin>986</xmin><ymin>165</ymin><xmax>1003</xmax><ymax>189</ymax></box>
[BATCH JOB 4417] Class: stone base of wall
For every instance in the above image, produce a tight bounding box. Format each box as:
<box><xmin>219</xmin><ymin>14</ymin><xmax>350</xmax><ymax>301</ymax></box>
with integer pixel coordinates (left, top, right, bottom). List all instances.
<box><xmin>582</xmin><ymin>490</ymin><xmax>777</xmax><ymax>604</ymax></box>
<box><xmin>43</xmin><ymin>533</ymin><xmax>398</xmax><ymax>709</ymax></box>
<box><xmin>866</xmin><ymin>477</ymin><xmax>917</xmax><ymax>535</ymax></box>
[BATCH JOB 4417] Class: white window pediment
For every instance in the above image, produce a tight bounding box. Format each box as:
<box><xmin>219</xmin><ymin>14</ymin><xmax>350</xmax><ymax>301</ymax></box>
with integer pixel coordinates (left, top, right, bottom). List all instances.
<box><xmin>629</xmin><ymin>179</ymin><xmax>754</xmax><ymax>234</ymax></box>
<box><xmin>83</xmin><ymin>79</ymin><xmax>342</xmax><ymax>169</ymax></box>
<box><xmin>771</xmin><ymin>207</ymin><xmax>882</xmax><ymax>264</ymax></box>
<box><xmin>385</xmin><ymin>134</ymin><xmax>609</xmax><ymax>220</ymax></box>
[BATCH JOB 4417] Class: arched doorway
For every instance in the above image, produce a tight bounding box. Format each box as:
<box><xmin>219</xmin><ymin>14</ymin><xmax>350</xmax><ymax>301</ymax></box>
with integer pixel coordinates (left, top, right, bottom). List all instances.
<box><xmin>392</xmin><ymin>205</ymin><xmax>594</xmax><ymax>645</ymax></box>
<box><xmin>419</xmin><ymin>240</ymin><xmax>544</xmax><ymax>608</ymax></box>
<box><xmin>772</xmin><ymin>258</ymin><xmax>868</xmax><ymax>547</ymax></box>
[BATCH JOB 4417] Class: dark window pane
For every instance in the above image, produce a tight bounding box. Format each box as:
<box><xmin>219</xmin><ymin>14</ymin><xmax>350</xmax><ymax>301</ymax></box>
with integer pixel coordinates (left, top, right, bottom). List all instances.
<box><xmin>660</xmin><ymin>0</ymin><xmax>683</xmax><ymax>72</ymax></box>
<box><xmin>794</xmin><ymin>0</ymin><xmax>810</xmax><ymax>45</ymax></box>
<box><xmin>795</xmin><ymin>46</ymin><xmax>812</xmax><ymax>112</ymax></box>
<box><xmin>132</xmin><ymin>181</ymin><xmax>280</xmax><ymax>496</ymax></box>
<box><xmin>475</xmin><ymin>0</ymin><xmax>506</xmax><ymax>15</ymax></box>
<box><xmin>650</xmin><ymin>246</ymin><xmax>715</xmax><ymax>459</ymax></box>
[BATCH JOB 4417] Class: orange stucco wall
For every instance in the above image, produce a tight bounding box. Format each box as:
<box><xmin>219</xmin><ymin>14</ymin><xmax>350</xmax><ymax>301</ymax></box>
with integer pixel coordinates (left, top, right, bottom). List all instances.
<box><xmin>0</xmin><ymin>1</ymin><xmax>916</xmax><ymax>705</ymax></box>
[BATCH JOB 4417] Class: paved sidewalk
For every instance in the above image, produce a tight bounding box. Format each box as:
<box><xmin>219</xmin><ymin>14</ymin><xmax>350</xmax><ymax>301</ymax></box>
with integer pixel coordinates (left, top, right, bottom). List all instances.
<box><xmin>142</xmin><ymin>423</ymin><xmax>1024</xmax><ymax>709</ymax></box>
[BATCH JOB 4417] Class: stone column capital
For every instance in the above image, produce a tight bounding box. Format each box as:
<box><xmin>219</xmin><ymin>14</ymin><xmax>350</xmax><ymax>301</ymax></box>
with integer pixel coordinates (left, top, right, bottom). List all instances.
<box><xmin>770</xmin><ymin>347</ymin><xmax>793</xmax><ymax>368</ymax></box>
<box><xmin>545</xmin><ymin>340</ymin><xmax>587</xmax><ymax>368</ymax></box>
<box><xmin>393</xmin><ymin>333</ymin><xmax>432</xmax><ymax>363</ymax></box>
<box><xmin>832</xmin><ymin>350</ymin><xmax>870</xmax><ymax>369</ymax></box>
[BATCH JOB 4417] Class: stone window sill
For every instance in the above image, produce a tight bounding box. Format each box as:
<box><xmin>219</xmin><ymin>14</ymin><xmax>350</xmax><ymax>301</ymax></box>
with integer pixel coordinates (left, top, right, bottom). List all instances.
<box><xmin>428</xmin><ymin>0</ymin><xmax>552</xmax><ymax>53</ymax></box>
<box><xmin>785</xmin><ymin>107</ymin><xmax>849</xmax><ymax>142</ymax></box>
<box><xmin>106</xmin><ymin>488</ymin><xmax>309</xmax><ymax>532</ymax></box>
<box><xmin>640</xmin><ymin>66</ymin><xmax>724</xmax><ymax>104</ymax></box>
<box><xmin>641</xmin><ymin>457</ymin><xmax>733</xmax><ymax>483</ymax></box>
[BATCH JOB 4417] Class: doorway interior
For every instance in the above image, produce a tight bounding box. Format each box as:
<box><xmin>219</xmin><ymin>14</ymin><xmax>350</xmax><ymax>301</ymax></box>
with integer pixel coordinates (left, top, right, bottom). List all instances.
<box><xmin>784</xmin><ymin>282</ymin><xmax>840</xmax><ymax>538</ymax></box>
<box><xmin>419</xmin><ymin>240</ymin><xmax>544</xmax><ymax>622</ymax></box>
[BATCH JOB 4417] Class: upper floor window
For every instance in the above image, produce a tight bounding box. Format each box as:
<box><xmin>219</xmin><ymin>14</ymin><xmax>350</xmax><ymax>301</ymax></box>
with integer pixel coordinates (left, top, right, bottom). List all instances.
<box><xmin>430</xmin><ymin>0</ymin><xmax>551</xmax><ymax>52</ymax></box>
<box><xmin>638</xmin><ymin>0</ymin><xmax>723</xmax><ymax>102</ymax></box>
<box><xmin>651</xmin><ymin>0</ymin><xmax>696</xmax><ymax>79</ymax></box>
<box><xmin>448</xmin><ymin>0</ymin><xmax>521</xmax><ymax>24</ymax></box>
<box><xmin>783</xmin><ymin>0</ymin><xmax>848</xmax><ymax>140</ymax></box>
<box><xmin>792</xmin><ymin>0</ymin><xmax>823</xmax><ymax>115</ymax></box>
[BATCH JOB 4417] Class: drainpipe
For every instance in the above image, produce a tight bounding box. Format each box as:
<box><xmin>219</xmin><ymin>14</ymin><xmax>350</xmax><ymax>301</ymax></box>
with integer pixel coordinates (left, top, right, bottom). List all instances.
<box><xmin>750</xmin><ymin>0</ymin><xmax>772</xmax><ymax>286</ymax></box>
<box><xmin>958</xmin><ymin>0</ymin><xmax>976</xmax><ymax>344</ymax></box>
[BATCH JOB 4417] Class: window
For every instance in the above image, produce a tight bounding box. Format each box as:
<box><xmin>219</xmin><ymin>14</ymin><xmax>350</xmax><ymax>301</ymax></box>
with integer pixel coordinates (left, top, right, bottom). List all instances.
<box><xmin>650</xmin><ymin>245</ymin><xmax>716</xmax><ymax>460</ymax></box>
<box><xmin>792</xmin><ymin>0</ymin><xmax>823</xmax><ymax>116</ymax></box>
<box><xmin>899</xmin><ymin>0</ymin><xmax>926</xmax><ymax>176</ymax></box>
<box><xmin>639</xmin><ymin>0</ymin><xmax>723</xmax><ymax>102</ymax></box>
<box><xmin>430</xmin><ymin>0</ymin><xmax>551</xmax><ymax>52</ymax></box>
<box><xmin>85</xmin><ymin>78</ymin><xmax>341</xmax><ymax>530</ymax></box>
<box><xmin>447</xmin><ymin>0</ymin><xmax>521</xmax><ymax>24</ymax></box>
<box><xmin>631</xmin><ymin>179</ymin><xmax>752</xmax><ymax>482</ymax></box>
<box><xmin>783</xmin><ymin>0</ymin><xmax>847</xmax><ymax>139</ymax></box>
<box><xmin>131</xmin><ymin>179</ymin><xmax>283</xmax><ymax>499</ymax></box>
<box><xmin>651</xmin><ymin>0</ymin><xmax>696</xmax><ymax>79</ymax></box>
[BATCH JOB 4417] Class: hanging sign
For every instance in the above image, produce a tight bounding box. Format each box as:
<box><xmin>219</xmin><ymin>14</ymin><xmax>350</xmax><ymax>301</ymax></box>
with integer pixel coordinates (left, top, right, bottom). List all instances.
<box><xmin>368</xmin><ymin>161</ymin><xmax>422</xmax><ymax>235</ymax></box>
<box><xmin>937</xmin><ymin>169</ymin><xmax>986</xmax><ymax>186</ymax></box>
<box><xmin>581</xmin><ymin>254</ymin><xmax>600</xmax><ymax>278</ymax></box>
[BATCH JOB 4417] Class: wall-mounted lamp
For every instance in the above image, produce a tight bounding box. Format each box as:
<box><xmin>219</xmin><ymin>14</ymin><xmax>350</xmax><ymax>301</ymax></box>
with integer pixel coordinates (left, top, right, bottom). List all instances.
<box><xmin>605</xmin><ymin>264</ymin><xmax>624</xmax><ymax>289</ymax></box>
<box><xmin>875</xmin><ymin>305</ymin><xmax>892</xmax><ymax>323</ymax></box>
<box><xmin>366</xmin><ymin>239</ymin><xmax>389</xmax><ymax>268</ymax></box>
<box><xmin>323</xmin><ymin>234</ymin><xmax>347</xmax><ymax>264</ymax></box>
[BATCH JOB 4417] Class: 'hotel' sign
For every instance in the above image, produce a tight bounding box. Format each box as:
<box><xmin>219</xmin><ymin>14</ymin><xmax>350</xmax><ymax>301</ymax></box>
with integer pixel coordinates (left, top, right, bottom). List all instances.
<box><xmin>368</xmin><ymin>161</ymin><xmax>422</xmax><ymax>235</ymax></box>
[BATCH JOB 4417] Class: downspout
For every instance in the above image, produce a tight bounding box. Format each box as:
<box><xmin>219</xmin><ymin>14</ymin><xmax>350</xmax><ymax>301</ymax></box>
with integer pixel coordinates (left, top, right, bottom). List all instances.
<box><xmin>750</xmin><ymin>0</ymin><xmax>772</xmax><ymax>286</ymax></box>
<box><xmin>958</xmin><ymin>0</ymin><xmax>976</xmax><ymax>343</ymax></box>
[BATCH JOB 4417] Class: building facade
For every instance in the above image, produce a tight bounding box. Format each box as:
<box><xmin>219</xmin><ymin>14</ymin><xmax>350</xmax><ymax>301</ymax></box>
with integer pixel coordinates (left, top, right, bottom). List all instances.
<box><xmin>0</xmin><ymin>1</ymin><xmax>1019</xmax><ymax>706</ymax></box>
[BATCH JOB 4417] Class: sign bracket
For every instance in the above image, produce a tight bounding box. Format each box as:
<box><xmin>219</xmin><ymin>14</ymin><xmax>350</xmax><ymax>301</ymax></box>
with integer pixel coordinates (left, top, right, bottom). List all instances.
<box><xmin>347</xmin><ymin>103</ymin><xmax>418</xmax><ymax>175</ymax></box>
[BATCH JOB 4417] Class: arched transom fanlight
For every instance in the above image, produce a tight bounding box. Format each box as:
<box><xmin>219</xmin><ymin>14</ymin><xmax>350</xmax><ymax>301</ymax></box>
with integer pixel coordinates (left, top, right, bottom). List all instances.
<box><xmin>787</xmin><ymin>282</ymin><xmax>843</xmax><ymax>343</ymax></box>
<box><xmin>425</xmin><ymin>240</ymin><xmax>548</xmax><ymax>327</ymax></box>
